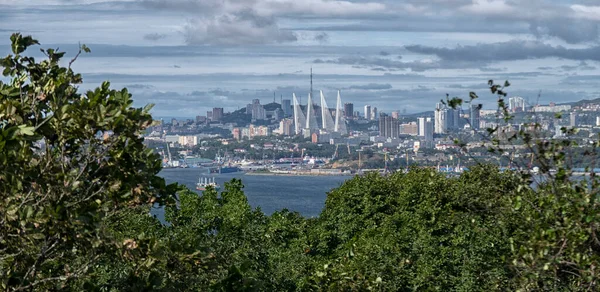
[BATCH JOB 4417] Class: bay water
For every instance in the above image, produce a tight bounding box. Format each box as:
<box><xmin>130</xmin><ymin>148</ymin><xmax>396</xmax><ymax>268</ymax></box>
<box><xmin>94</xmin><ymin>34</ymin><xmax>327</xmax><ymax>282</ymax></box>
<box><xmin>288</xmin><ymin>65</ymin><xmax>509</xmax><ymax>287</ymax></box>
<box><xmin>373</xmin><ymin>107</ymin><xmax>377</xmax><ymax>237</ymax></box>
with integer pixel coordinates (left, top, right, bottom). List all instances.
<box><xmin>156</xmin><ymin>168</ymin><xmax>351</xmax><ymax>218</ymax></box>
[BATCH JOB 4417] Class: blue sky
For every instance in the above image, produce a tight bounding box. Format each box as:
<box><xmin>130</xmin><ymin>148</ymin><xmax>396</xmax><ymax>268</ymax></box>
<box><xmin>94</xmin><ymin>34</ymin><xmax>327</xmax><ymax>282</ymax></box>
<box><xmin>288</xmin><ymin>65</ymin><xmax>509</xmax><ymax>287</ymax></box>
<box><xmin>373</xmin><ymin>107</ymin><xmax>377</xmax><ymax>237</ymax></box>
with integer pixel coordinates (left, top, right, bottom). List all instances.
<box><xmin>1</xmin><ymin>0</ymin><xmax>600</xmax><ymax>118</ymax></box>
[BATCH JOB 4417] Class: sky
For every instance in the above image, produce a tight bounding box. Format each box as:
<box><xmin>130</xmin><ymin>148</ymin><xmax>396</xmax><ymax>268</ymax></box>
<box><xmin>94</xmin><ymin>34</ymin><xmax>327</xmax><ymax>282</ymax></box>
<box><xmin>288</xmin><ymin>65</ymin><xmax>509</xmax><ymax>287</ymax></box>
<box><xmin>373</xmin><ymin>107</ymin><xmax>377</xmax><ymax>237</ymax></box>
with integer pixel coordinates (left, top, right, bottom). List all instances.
<box><xmin>1</xmin><ymin>0</ymin><xmax>600</xmax><ymax>118</ymax></box>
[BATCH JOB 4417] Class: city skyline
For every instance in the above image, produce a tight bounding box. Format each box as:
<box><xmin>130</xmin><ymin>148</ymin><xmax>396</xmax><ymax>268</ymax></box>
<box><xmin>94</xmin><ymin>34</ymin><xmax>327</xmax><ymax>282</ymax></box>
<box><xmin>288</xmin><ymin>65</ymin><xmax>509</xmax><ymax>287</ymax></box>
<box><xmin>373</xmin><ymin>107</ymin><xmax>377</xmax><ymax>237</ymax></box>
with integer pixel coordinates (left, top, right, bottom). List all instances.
<box><xmin>2</xmin><ymin>0</ymin><xmax>600</xmax><ymax>117</ymax></box>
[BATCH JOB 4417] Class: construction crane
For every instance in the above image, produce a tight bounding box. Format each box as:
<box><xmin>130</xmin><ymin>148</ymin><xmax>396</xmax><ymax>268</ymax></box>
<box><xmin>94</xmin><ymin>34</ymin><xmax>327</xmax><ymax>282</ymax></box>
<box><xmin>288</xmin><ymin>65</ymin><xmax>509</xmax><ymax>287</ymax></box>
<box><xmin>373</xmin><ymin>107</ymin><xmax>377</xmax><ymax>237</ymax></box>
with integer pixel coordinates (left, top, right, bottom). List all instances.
<box><xmin>333</xmin><ymin>144</ymin><xmax>339</xmax><ymax>159</ymax></box>
<box><xmin>377</xmin><ymin>151</ymin><xmax>390</xmax><ymax>173</ymax></box>
<box><xmin>356</xmin><ymin>149</ymin><xmax>364</xmax><ymax>171</ymax></box>
<box><xmin>166</xmin><ymin>143</ymin><xmax>173</xmax><ymax>166</ymax></box>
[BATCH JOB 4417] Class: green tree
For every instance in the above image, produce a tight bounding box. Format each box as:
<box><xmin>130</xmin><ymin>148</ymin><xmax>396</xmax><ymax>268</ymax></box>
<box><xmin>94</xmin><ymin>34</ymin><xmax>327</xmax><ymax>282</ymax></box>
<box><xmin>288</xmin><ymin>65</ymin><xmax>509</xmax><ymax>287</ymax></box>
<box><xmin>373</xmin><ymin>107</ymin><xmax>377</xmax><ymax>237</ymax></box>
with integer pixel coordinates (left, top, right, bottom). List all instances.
<box><xmin>0</xmin><ymin>34</ymin><xmax>177</xmax><ymax>290</ymax></box>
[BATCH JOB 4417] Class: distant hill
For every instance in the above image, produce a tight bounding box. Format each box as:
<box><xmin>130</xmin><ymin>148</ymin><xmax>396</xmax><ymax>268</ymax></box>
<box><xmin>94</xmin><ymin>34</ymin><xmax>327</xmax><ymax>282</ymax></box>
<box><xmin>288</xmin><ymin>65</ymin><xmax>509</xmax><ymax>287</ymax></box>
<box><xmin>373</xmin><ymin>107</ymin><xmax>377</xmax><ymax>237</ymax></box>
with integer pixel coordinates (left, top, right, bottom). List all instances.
<box><xmin>264</xmin><ymin>102</ymin><xmax>282</xmax><ymax>111</ymax></box>
<box><xmin>565</xmin><ymin>97</ymin><xmax>600</xmax><ymax>107</ymax></box>
<box><xmin>222</xmin><ymin>108</ymin><xmax>251</xmax><ymax>125</ymax></box>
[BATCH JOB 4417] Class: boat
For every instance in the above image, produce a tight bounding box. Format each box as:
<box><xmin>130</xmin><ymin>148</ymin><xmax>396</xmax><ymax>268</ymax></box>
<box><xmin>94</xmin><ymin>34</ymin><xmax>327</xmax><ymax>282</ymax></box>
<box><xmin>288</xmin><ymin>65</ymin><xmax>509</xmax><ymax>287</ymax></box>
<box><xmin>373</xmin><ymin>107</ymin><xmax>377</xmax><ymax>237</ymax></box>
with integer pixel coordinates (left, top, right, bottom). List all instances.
<box><xmin>209</xmin><ymin>165</ymin><xmax>242</xmax><ymax>174</ymax></box>
<box><xmin>196</xmin><ymin>177</ymin><xmax>220</xmax><ymax>191</ymax></box>
<box><xmin>218</xmin><ymin>166</ymin><xmax>241</xmax><ymax>174</ymax></box>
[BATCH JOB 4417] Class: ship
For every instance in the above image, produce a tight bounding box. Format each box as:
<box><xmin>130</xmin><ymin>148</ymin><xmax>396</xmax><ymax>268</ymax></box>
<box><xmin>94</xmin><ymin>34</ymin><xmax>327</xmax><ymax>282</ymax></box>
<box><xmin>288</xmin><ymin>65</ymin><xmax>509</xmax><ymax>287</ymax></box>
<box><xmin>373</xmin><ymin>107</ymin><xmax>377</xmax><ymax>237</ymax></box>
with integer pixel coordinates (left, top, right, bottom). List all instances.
<box><xmin>196</xmin><ymin>177</ymin><xmax>220</xmax><ymax>191</ymax></box>
<box><xmin>209</xmin><ymin>166</ymin><xmax>242</xmax><ymax>174</ymax></box>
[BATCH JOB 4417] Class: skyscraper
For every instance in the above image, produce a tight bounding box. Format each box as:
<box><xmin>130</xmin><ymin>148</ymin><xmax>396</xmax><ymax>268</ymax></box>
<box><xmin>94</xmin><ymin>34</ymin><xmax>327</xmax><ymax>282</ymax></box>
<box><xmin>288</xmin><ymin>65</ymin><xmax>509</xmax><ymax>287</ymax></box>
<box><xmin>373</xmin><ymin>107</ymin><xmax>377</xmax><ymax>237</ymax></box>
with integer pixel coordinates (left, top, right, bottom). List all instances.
<box><xmin>251</xmin><ymin>104</ymin><xmax>266</xmax><ymax>120</ymax></box>
<box><xmin>279</xmin><ymin>118</ymin><xmax>294</xmax><ymax>136</ymax></box>
<box><xmin>418</xmin><ymin>117</ymin><xmax>426</xmax><ymax>137</ymax></box>
<box><xmin>391</xmin><ymin>111</ymin><xmax>400</xmax><ymax>119</ymax></box>
<box><xmin>371</xmin><ymin>107</ymin><xmax>378</xmax><ymax>121</ymax></box>
<box><xmin>418</xmin><ymin>117</ymin><xmax>433</xmax><ymax>143</ymax></box>
<box><xmin>508</xmin><ymin>96</ymin><xmax>526</xmax><ymax>112</ymax></box>
<box><xmin>282</xmin><ymin>99</ymin><xmax>291</xmax><ymax>116</ymax></box>
<box><xmin>420</xmin><ymin>117</ymin><xmax>434</xmax><ymax>148</ymax></box>
<box><xmin>470</xmin><ymin>104</ymin><xmax>481</xmax><ymax>130</ymax></box>
<box><xmin>434</xmin><ymin>103</ymin><xmax>445</xmax><ymax>134</ymax></box>
<box><xmin>570</xmin><ymin>112</ymin><xmax>579</xmax><ymax>127</ymax></box>
<box><xmin>364</xmin><ymin>105</ymin><xmax>371</xmax><ymax>120</ymax></box>
<box><xmin>379</xmin><ymin>115</ymin><xmax>399</xmax><ymax>138</ymax></box>
<box><xmin>344</xmin><ymin>103</ymin><xmax>354</xmax><ymax>119</ymax></box>
<box><xmin>212</xmin><ymin>107</ymin><xmax>224</xmax><ymax>122</ymax></box>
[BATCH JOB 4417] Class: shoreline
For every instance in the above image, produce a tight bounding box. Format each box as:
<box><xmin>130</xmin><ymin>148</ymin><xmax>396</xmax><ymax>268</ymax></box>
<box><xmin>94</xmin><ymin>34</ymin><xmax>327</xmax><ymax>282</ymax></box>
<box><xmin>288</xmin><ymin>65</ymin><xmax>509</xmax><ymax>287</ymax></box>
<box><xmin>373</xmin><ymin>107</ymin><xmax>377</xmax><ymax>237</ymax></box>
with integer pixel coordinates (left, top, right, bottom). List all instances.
<box><xmin>244</xmin><ymin>171</ymin><xmax>354</xmax><ymax>177</ymax></box>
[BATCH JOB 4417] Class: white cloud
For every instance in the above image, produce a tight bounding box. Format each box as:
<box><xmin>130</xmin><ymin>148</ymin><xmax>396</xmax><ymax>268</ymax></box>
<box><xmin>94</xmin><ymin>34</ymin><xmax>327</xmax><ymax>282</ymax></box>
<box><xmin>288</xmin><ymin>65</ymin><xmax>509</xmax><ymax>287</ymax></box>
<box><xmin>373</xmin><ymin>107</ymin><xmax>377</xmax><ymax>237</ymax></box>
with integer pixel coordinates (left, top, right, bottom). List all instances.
<box><xmin>459</xmin><ymin>0</ymin><xmax>516</xmax><ymax>15</ymax></box>
<box><xmin>183</xmin><ymin>10</ymin><xmax>297</xmax><ymax>45</ymax></box>
<box><xmin>571</xmin><ymin>5</ymin><xmax>600</xmax><ymax>21</ymax></box>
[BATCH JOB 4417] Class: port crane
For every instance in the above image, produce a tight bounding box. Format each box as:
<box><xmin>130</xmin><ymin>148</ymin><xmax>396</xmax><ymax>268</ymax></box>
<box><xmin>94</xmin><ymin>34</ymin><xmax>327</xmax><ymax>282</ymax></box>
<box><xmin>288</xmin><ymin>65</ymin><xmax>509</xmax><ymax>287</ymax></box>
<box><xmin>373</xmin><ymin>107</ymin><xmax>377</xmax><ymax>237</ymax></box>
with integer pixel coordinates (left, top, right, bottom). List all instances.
<box><xmin>332</xmin><ymin>143</ymin><xmax>351</xmax><ymax>159</ymax></box>
<box><xmin>166</xmin><ymin>143</ymin><xmax>173</xmax><ymax>166</ymax></box>
<box><xmin>377</xmin><ymin>150</ymin><xmax>390</xmax><ymax>173</ymax></box>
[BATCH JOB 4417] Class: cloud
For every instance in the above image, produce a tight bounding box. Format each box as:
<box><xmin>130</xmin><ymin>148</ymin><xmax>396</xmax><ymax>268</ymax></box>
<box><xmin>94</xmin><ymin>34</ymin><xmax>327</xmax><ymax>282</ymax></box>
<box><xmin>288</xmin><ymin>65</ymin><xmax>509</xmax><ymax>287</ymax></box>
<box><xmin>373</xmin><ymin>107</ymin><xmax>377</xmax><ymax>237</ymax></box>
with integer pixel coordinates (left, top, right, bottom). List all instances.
<box><xmin>479</xmin><ymin>67</ymin><xmax>506</xmax><ymax>72</ymax></box>
<box><xmin>140</xmin><ymin>0</ymin><xmax>386</xmax><ymax>17</ymax></box>
<box><xmin>405</xmin><ymin>40</ymin><xmax>600</xmax><ymax>62</ymax></box>
<box><xmin>347</xmin><ymin>83</ymin><xmax>393</xmax><ymax>90</ymax></box>
<box><xmin>126</xmin><ymin>84</ymin><xmax>155</xmax><ymax>89</ymax></box>
<box><xmin>314</xmin><ymin>32</ymin><xmax>329</xmax><ymax>44</ymax></box>
<box><xmin>313</xmin><ymin>56</ymin><xmax>433</xmax><ymax>72</ymax></box>
<box><xmin>143</xmin><ymin>32</ymin><xmax>167</xmax><ymax>41</ymax></box>
<box><xmin>560</xmin><ymin>61</ymin><xmax>597</xmax><ymax>71</ymax></box>
<box><xmin>183</xmin><ymin>9</ymin><xmax>297</xmax><ymax>45</ymax></box>
<box><xmin>529</xmin><ymin>19</ymin><xmax>599</xmax><ymax>44</ymax></box>
<box><xmin>314</xmin><ymin>55</ymin><xmax>480</xmax><ymax>72</ymax></box>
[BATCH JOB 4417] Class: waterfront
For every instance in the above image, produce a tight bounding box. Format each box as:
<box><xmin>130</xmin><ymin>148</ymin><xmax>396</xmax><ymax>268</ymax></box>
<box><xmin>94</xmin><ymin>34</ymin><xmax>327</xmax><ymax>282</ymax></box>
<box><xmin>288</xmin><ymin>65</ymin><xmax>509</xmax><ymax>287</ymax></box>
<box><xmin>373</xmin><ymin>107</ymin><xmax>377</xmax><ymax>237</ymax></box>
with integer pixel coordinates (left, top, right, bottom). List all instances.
<box><xmin>157</xmin><ymin>168</ymin><xmax>351</xmax><ymax>217</ymax></box>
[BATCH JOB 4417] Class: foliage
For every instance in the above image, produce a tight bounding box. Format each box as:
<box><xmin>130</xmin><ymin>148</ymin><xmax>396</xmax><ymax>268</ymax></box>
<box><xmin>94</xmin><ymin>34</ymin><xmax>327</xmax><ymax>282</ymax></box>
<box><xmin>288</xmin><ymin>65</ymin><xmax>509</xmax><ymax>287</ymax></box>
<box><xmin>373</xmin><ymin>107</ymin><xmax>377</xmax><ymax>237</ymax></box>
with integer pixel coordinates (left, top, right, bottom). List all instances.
<box><xmin>0</xmin><ymin>33</ymin><xmax>177</xmax><ymax>290</ymax></box>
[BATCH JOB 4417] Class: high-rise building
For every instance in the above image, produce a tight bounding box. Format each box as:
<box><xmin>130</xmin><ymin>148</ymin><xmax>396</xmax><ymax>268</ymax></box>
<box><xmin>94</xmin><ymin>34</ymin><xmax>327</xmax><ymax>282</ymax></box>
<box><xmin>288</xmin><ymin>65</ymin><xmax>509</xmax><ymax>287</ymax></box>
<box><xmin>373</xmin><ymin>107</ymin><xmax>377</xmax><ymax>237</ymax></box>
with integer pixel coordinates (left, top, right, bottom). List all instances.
<box><xmin>418</xmin><ymin>117</ymin><xmax>426</xmax><ymax>137</ymax></box>
<box><xmin>212</xmin><ymin>107</ymin><xmax>224</xmax><ymax>122</ymax></box>
<box><xmin>508</xmin><ymin>96</ymin><xmax>526</xmax><ymax>112</ymax></box>
<box><xmin>570</xmin><ymin>112</ymin><xmax>579</xmax><ymax>127</ymax></box>
<box><xmin>247</xmin><ymin>99</ymin><xmax>266</xmax><ymax>120</ymax></box>
<box><xmin>470</xmin><ymin>104</ymin><xmax>481</xmax><ymax>130</ymax></box>
<box><xmin>434</xmin><ymin>103</ymin><xmax>446</xmax><ymax>134</ymax></box>
<box><xmin>279</xmin><ymin>118</ymin><xmax>294</xmax><ymax>136</ymax></box>
<box><xmin>418</xmin><ymin>117</ymin><xmax>434</xmax><ymax>148</ymax></box>
<box><xmin>452</xmin><ymin>108</ymin><xmax>460</xmax><ymax>129</ymax></box>
<box><xmin>344</xmin><ymin>103</ymin><xmax>354</xmax><ymax>119</ymax></box>
<box><xmin>418</xmin><ymin>116</ymin><xmax>433</xmax><ymax>138</ymax></box>
<box><xmin>379</xmin><ymin>115</ymin><xmax>399</xmax><ymax>138</ymax></box>
<box><xmin>371</xmin><ymin>107</ymin><xmax>378</xmax><ymax>121</ymax></box>
<box><xmin>391</xmin><ymin>111</ymin><xmax>400</xmax><ymax>119</ymax></box>
<box><xmin>251</xmin><ymin>105</ymin><xmax>266</xmax><ymax>120</ymax></box>
<box><xmin>282</xmin><ymin>99</ymin><xmax>292</xmax><ymax>116</ymax></box>
<box><xmin>206</xmin><ymin>111</ymin><xmax>213</xmax><ymax>121</ymax></box>
<box><xmin>364</xmin><ymin>105</ymin><xmax>371</xmax><ymax>120</ymax></box>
